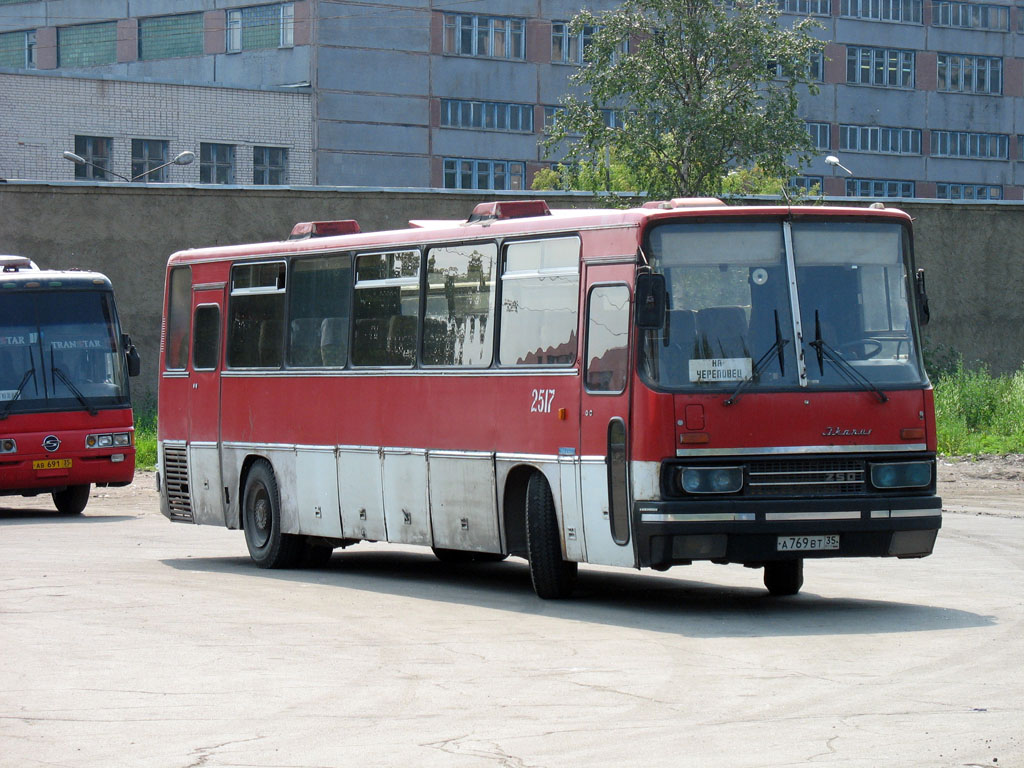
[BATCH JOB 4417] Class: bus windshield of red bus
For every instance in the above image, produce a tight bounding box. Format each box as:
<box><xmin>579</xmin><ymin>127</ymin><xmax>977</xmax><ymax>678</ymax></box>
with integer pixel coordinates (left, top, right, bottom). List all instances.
<box><xmin>0</xmin><ymin>290</ymin><xmax>129</xmax><ymax>415</ymax></box>
<box><xmin>639</xmin><ymin>218</ymin><xmax>926</xmax><ymax>393</ymax></box>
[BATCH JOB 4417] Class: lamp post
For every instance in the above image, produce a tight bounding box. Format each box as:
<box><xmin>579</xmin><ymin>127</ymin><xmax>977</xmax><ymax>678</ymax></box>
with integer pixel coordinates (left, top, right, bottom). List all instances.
<box><xmin>825</xmin><ymin>154</ymin><xmax>853</xmax><ymax>176</ymax></box>
<box><xmin>62</xmin><ymin>150</ymin><xmax>195</xmax><ymax>182</ymax></box>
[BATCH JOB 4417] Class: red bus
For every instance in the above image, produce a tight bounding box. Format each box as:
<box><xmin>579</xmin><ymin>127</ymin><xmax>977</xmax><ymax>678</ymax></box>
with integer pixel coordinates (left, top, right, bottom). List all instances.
<box><xmin>1</xmin><ymin>256</ymin><xmax>140</xmax><ymax>514</ymax></box>
<box><xmin>157</xmin><ymin>198</ymin><xmax>941</xmax><ymax>598</ymax></box>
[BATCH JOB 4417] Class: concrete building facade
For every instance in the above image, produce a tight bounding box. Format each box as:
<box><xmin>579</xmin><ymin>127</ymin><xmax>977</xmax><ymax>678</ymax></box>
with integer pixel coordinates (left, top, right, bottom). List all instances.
<box><xmin>2</xmin><ymin>0</ymin><xmax>1024</xmax><ymax>198</ymax></box>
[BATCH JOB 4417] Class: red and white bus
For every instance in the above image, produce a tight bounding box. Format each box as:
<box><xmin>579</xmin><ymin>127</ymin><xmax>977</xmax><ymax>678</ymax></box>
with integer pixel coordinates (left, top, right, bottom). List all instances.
<box><xmin>157</xmin><ymin>198</ymin><xmax>941</xmax><ymax>598</ymax></box>
<box><xmin>1</xmin><ymin>256</ymin><xmax>140</xmax><ymax>514</ymax></box>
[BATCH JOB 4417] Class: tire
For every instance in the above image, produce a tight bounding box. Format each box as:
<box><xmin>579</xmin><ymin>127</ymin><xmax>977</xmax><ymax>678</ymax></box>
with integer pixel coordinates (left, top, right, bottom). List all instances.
<box><xmin>764</xmin><ymin>559</ymin><xmax>804</xmax><ymax>596</ymax></box>
<box><xmin>432</xmin><ymin>547</ymin><xmax>477</xmax><ymax>564</ymax></box>
<box><xmin>298</xmin><ymin>538</ymin><xmax>335</xmax><ymax>569</ymax></box>
<box><xmin>242</xmin><ymin>460</ymin><xmax>300</xmax><ymax>568</ymax></box>
<box><xmin>431</xmin><ymin>548</ymin><xmax>509</xmax><ymax>564</ymax></box>
<box><xmin>52</xmin><ymin>484</ymin><xmax>89</xmax><ymax>515</ymax></box>
<box><xmin>525</xmin><ymin>472</ymin><xmax>577</xmax><ymax>599</ymax></box>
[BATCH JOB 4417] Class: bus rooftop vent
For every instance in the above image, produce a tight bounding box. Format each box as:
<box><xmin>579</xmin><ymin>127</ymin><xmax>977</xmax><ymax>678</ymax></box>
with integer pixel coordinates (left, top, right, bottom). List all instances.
<box><xmin>289</xmin><ymin>220</ymin><xmax>361</xmax><ymax>239</ymax></box>
<box><xmin>0</xmin><ymin>255</ymin><xmax>39</xmax><ymax>272</ymax></box>
<box><xmin>641</xmin><ymin>198</ymin><xmax>726</xmax><ymax>209</ymax></box>
<box><xmin>468</xmin><ymin>200</ymin><xmax>552</xmax><ymax>223</ymax></box>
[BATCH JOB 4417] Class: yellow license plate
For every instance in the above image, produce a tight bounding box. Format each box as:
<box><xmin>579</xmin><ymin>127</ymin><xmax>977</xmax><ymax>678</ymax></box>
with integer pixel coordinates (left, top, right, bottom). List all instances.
<box><xmin>34</xmin><ymin>459</ymin><xmax>72</xmax><ymax>470</ymax></box>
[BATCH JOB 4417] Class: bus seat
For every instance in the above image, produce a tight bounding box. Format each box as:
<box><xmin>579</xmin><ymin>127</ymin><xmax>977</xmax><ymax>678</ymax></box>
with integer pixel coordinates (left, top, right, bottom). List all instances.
<box><xmin>658</xmin><ymin>309</ymin><xmax>697</xmax><ymax>375</ymax></box>
<box><xmin>257</xmin><ymin>318</ymin><xmax>283</xmax><ymax>367</ymax></box>
<box><xmin>289</xmin><ymin>318</ymin><xmax>322</xmax><ymax>366</ymax></box>
<box><xmin>422</xmin><ymin>317</ymin><xmax>454</xmax><ymax>365</ymax></box>
<box><xmin>386</xmin><ymin>315</ymin><xmax>417</xmax><ymax>364</ymax></box>
<box><xmin>320</xmin><ymin>317</ymin><xmax>348</xmax><ymax>366</ymax></box>
<box><xmin>696</xmin><ymin>306</ymin><xmax>749</xmax><ymax>359</ymax></box>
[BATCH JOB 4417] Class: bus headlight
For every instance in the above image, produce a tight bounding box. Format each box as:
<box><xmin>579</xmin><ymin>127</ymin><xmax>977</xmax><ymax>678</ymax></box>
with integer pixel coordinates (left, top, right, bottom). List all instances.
<box><xmin>679</xmin><ymin>466</ymin><xmax>744</xmax><ymax>494</ymax></box>
<box><xmin>870</xmin><ymin>461</ymin><xmax>932</xmax><ymax>489</ymax></box>
<box><xmin>86</xmin><ymin>432</ymin><xmax>132</xmax><ymax>449</ymax></box>
<box><xmin>0</xmin><ymin>438</ymin><xmax>16</xmax><ymax>453</ymax></box>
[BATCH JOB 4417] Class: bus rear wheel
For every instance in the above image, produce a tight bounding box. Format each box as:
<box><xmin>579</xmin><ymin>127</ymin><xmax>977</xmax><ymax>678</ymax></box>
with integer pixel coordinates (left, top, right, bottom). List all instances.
<box><xmin>525</xmin><ymin>472</ymin><xmax>577</xmax><ymax>599</ymax></box>
<box><xmin>242</xmin><ymin>460</ymin><xmax>300</xmax><ymax>568</ymax></box>
<box><xmin>764</xmin><ymin>559</ymin><xmax>804</xmax><ymax>596</ymax></box>
<box><xmin>52</xmin><ymin>484</ymin><xmax>89</xmax><ymax>515</ymax></box>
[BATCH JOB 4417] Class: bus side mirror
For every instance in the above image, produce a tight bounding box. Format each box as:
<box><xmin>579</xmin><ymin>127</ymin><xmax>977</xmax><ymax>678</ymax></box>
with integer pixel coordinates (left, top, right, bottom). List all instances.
<box><xmin>915</xmin><ymin>269</ymin><xmax>930</xmax><ymax>326</ymax></box>
<box><xmin>635</xmin><ymin>273</ymin><xmax>667</xmax><ymax>330</ymax></box>
<box><xmin>123</xmin><ymin>334</ymin><xmax>141</xmax><ymax>377</ymax></box>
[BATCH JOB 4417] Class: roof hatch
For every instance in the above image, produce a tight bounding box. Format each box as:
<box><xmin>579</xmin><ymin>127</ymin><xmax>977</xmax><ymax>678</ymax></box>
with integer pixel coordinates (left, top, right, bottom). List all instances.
<box><xmin>289</xmin><ymin>220</ymin><xmax>361</xmax><ymax>239</ymax></box>
<box><xmin>467</xmin><ymin>200</ymin><xmax>551</xmax><ymax>223</ymax></box>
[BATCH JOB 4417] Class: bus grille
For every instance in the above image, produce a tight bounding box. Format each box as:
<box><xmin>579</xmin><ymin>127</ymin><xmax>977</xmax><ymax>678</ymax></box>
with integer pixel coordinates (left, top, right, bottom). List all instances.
<box><xmin>162</xmin><ymin>445</ymin><xmax>193</xmax><ymax>522</ymax></box>
<box><xmin>747</xmin><ymin>458</ymin><xmax>865</xmax><ymax>497</ymax></box>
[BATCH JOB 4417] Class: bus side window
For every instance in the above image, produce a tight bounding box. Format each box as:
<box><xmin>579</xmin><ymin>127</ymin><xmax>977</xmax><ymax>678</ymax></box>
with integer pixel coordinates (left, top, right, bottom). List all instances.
<box><xmin>165</xmin><ymin>266</ymin><xmax>191</xmax><ymax>371</ymax></box>
<box><xmin>353</xmin><ymin>250</ymin><xmax>419</xmax><ymax>367</ymax></box>
<box><xmin>192</xmin><ymin>305</ymin><xmax>221</xmax><ymax>370</ymax></box>
<box><xmin>584</xmin><ymin>284</ymin><xmax>630</xmax><ymax>393</ymax></box>
<box><xmin>288</xmin><ymin>254</ymin><xmax>352</xmax><ymax>368</ymax></box>
<box><xmin>499</xmin><ymin>237</ymin><xmax>580</xmax><ymax>366</ymax></box>
<box><xmin>423</xmin><ymin>243</ymin><xmax>497</xmax><ymax>367</ymax></box>
<box><xmin>227</xmin><ymin>261</ymin><xmax>286</xmax><ymax>369</ymax></box>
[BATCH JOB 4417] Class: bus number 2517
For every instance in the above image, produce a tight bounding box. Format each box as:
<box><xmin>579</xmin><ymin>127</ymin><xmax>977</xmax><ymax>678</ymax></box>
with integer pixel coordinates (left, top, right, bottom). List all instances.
<box><xmin>531</xmin><ymin>389</ymin><xmax>556</xmax><ymax>413</ymax></box>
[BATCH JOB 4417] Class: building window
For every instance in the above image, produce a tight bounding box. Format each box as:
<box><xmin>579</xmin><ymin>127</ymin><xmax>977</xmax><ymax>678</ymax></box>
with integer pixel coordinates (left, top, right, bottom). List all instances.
<box><xmin>226</xmin><ymin>3</ymin><xmax>294</xmax><ymax>53</ymax></box>
<box><xmin>777</xmin><ymin>0</ymin><xmax>832</xmax><ymax>15</ymax></box>
<box><xmin>0</xmin><ymin>29</ymin><xmax>35</xmax><ymax>68</ymax></box>
<box><xmin>442</xmin><ymin>14</ymin><xmax>525</xmax><ymax>60</ymax></box>
<box><xmin>792</xmin><ymin>175</ymin><xmax>824</xmax><ymax>192</ymax></box>
<box><xmin>770</xmin><ymin>52</ymin><xmax>824</xmax><ymax>81</ymax></box>
<box><xmin>931</xmin><ymin>131</ymin><xmax>1008</xmax><ymax>159</ymax></box>
<box><xmin>139</xmin><ymin>13</ymin><xmax>204</xmax><ymax>60</ymax></box>
<box><xmin>933</xmin><ymin>1</ymin><xmax>1009</xmax><ymax>29</ymax></box>
<box><xmin>57</xmin><ymin>21</ymin><xmax>117</xmax><ymax>67</ymax></box>
<box><xmin>846</xmin><ymin>46</ymin><xmax>915</xmax><ymax>88</ymax></box>
<box><xmin>253</xmin><ymin>146</ymin><xmax>288</xmax><ymax>184</ymax></box>
<box><xmin>807</xmin><ymin>122</ymin><xmax>831</xmax><ymax>149</ymax></box>
<box><xmin>441</xmin><ymin>99</ymin><xmax>534</xmax><ymax>132</ymax></box>
<box><xmin>936</xmin><ymin>183</ymin><xmax>1002</xmax><ymax>199</ymax></box>
<box><xmin>846</xmin><ymin>178</ymin><xmax>915</xmax><ymax>197</ymax></box>
<box><xmin>131</xmin><ymin>139</ymin><xmax>169</xmax><ymax>182</ymax></box>
<box><xmin>200</xmin><ymin>143</ymin><xmax>236</xmax><ymax>184</ymax></box>
<box><xmin>839</xmin><ymin>125</ymin><xmax>921</xmax><ymax>154</ymax></box>
<box><xmin>543</xmin><ymin>106</ymin><xmax>565</xmax><ymax>129</ymax></box>
<box><xmin>840</xmin><ymin>0</ymin><xmax>922</xmax><ymax>21</ymax></box>
<box><xmin>73</xmin><ymin>136</ymin><xmax>112</xmax><ymax>180</ymax></box>
<box><xmin>937</xmin><ymin>54</ymin><xmax>1002</xmax><ymax>95</ymax></box>
<box><xmin>443</xmin><ymin>158</ymin><xmax>525</xmax><ymax>190</ymax></box>
<box><xmin>551</xmin><ymin>21</ymin><xmax>596</xmax><ymax>64</ymax></box>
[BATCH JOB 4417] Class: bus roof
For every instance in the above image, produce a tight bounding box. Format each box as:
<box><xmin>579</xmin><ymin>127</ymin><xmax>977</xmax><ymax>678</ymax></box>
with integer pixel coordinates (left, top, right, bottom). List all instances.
<box><xmin>0</xmin><ymin>269</ymin><xmax>113</xmax><ymax>290</ymax></box>
<box><xmin>166</xmin><ymin>199</ymin><xmax>914</xmax><ymax>265</ymax></box>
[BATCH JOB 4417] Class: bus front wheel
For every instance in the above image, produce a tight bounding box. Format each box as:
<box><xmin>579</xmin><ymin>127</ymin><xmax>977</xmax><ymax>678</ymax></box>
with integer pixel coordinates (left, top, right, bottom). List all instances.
<box><xmin>525</xmin><ymin>472</ymin><xmax>577</xmax><ymax>599</ymax></box>
<box><xmin>242</xmin><ymin>460</ymin><xmax>300</xmax><ymax>568</ymax></box>
<box><xmin>764</xmin><ymin>560</ymin><xmax>804</xmax><ymax>596</ymax></box>
<box><xmin>52</xmin><ymin>484</ymin><xmax>89</xmax><ymax>515</ymax></box>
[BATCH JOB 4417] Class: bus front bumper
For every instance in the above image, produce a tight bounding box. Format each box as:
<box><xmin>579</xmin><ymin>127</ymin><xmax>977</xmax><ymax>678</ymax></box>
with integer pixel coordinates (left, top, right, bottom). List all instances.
<box><xmin>633</xmin><ymin>495</ymin><xmax>942</xmax><ymax>568</ymax></box>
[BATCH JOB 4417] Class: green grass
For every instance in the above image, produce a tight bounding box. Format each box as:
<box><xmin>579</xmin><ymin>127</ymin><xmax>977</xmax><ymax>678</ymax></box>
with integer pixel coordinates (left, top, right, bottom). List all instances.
<box><xmin>134</xmin><ymin>403</ymin><xmax>157</xmax><ymax>470</ymax></box>
<box><xmin>933</xmin><ymin>362</ymin><xmax>1024</xmax><ymax>456</ymax></box>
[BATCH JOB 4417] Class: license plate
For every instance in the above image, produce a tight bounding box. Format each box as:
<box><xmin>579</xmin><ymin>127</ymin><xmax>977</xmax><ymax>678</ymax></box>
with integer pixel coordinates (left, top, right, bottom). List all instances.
<box><xmin>777</xmin><ymin>534</ymin><xmax>839</xmax><ymax>552</ymax></box>
<box><xmin>33</xmin><ymin>458</ymin><xmax>72</xmax><ymax>470</ymax></box>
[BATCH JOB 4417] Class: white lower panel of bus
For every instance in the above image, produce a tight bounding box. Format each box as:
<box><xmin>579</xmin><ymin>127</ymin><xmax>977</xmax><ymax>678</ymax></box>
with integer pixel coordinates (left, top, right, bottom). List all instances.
<box><xmin>198</xmin><ymin>442</ymin><xmax>640</xmax><ymax>568</ymax></box>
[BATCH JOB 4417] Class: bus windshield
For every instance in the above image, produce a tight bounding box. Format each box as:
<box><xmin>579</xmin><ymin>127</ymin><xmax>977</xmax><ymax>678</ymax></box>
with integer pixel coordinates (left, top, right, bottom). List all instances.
<box><xmin>640</xmin><ymin>218</ymin><xmax>926</xmax><ymax>392</ymax></box>
<box><xmin>0</xmin><ymin>290</ymin><xmax>129</xmax><ymax>415</ymax></box>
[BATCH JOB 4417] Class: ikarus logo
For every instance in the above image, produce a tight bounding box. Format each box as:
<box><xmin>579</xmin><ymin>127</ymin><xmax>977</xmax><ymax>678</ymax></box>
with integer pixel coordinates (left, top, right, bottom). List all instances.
<box><xmin>822</xmin><ymin>426</ymin><xmax>872</xmax><ymax>437</ymax></box>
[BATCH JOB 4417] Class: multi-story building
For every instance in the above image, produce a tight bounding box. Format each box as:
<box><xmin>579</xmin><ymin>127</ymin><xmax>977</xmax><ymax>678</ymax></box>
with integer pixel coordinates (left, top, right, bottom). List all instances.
<box><xmin>1</xmin><ymin>0</ymin><xmax>1022</xmax><ymax>198</ymax></box>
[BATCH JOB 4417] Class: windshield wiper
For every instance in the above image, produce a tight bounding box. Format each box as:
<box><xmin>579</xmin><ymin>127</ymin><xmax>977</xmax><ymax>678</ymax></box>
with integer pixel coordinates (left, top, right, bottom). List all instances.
<box><xmin>809</xmin><ymin>311</ymin><xmax>888</xmax><ymax>404</ymax></box>
<box><xmin>724</xmin><ymin>311</ymin><xmax>789</xmax><ymax>406</ymax></box>
<box><xmin>0</xmin><ymin>367</ymin><xmax>36</xmax><ymax>420</ymax></box>
<box><xmin>50</xmin><ymin>351</ymin><xmax>98</xmax><ymax>416</ymax></box>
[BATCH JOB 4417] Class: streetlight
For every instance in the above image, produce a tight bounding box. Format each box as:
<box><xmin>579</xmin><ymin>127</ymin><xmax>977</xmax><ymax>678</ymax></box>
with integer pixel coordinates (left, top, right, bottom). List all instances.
<box><xmin>825</xmin><ymin>155</ymin><xmax>853</xmax><ymax>176</ymax></box>
<box><xmin>62</xmin><ymin>149</ymin><xmax>195</xmax><ymax>182</ymax></box>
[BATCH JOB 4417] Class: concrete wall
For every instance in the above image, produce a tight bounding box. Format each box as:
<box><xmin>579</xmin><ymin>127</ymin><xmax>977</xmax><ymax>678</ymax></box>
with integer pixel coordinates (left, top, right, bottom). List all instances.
<box><xmin>0</xmin><ymin>181</ymin><xmax>1021</xmax><ymax>406</ymax></box>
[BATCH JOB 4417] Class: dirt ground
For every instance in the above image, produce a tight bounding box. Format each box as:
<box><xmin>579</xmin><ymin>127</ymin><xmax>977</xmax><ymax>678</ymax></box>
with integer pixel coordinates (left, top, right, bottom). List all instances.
<box><xmin>937</xmin><ymin>453</ymin><xmax>1024</xmax><ymax>517</ymax></box>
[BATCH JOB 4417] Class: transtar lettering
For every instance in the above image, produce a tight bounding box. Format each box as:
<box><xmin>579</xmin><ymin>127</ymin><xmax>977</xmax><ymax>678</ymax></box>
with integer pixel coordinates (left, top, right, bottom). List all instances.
<box><xmin>822</xmin><ymin>427</ymin><xmax>873</xmax><ymax>437</ymax></box>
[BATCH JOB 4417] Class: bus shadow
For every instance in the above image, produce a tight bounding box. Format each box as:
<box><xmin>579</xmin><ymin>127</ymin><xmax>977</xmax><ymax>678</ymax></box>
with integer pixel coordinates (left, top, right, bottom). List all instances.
<box><xmin>162</xmin><ymin>549</ymin><xmax>994</xmax><ymax>639</ymax></box>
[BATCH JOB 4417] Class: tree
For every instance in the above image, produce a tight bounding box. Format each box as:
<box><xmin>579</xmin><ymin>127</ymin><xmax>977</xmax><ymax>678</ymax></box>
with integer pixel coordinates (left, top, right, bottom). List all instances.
<box><xmin>541</xmin><ymin>0</ymin><xmax>824</xmax><ymax>199</ymax></box>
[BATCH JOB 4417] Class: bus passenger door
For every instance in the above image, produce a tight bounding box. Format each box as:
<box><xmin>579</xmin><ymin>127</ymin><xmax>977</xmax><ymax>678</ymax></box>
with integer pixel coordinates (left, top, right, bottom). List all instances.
<box><xmin>187</xmin><ymin>288</ymin><xmax>225</xmax><ymax>526</ymax></box>
<box><xmin>578</xmin><ymin>266</ymin><xmax>636</xmax><ymax>568</ymax></box>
